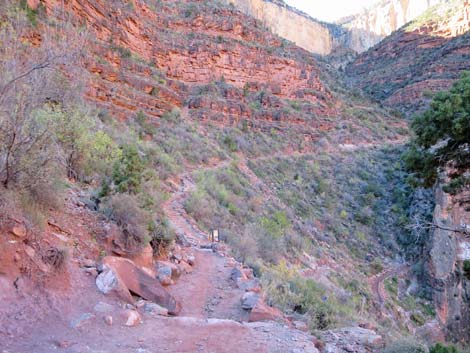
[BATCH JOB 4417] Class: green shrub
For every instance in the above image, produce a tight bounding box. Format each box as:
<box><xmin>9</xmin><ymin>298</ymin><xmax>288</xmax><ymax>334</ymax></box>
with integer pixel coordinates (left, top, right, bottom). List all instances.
<box><xmin>463</xmin><ymin>260</ymin><xmax>470</xmax><ymax>280</ymax></box>
<box><xmin>430</xmin><ymin>343</ymin><xmax>460</xmax><ymax>353</ymax></box>
<box><xmin>20</xmin><ymin>0</ymin><xmax>40</xmax><ymax>26</ymax></box>
<box><xmin>370</xmin><ymin>257</ymin><xmax>384</xmax><ymax>275</ymax></box>
<box><xmin>113</xmin><ymin>45</ymin><xmax>132</xmax><ymax>58</ymax></box>
<box><xmin>103</xmin><ymin>193</ymin><xmax>151</xmax><ymax>251</ymax></box>
<box><xmin>223</xmin><ymin>135</ymin><xmax>238</xmax><ymax>152</ymax></box>
<box><xmin>50</xmin><ymin>107</ymin><xmax>120</xmax><ymax>180</ymax></box>
<box><xmin>259</xmin><ymin>211</ymin><xmax>290</xmax><ymax>239</ymax></box>
<box><xmin>410</xmin><ymin>312</ymin><xmax>425</xmax><ymax>326</ymax></box>
<box><xmin>112</xmin><ymin>144</ymin><xmax>146</xmax><ymax>193</ymax></box>
<box><xmin>162</xmin><ymin>108</ymin><xmax>181</xmax><ymax>123</ymax></box>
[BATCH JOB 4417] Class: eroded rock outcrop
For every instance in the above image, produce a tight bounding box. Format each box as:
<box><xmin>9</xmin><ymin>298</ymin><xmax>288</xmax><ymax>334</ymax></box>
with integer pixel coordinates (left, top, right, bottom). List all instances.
<box><xmin>427</xmin><ymin>184</ymin><xmax>470</xmax><ymax>342</ymax></box>
<box><xmin>36</xmin><ymin>0</ymin><xmax>336</xmax><ymax>127</ymax></box>
<box><xmin>222</xmin><ymin>0</ymin><xmax>340</xmax><ymax>55</ymax></box>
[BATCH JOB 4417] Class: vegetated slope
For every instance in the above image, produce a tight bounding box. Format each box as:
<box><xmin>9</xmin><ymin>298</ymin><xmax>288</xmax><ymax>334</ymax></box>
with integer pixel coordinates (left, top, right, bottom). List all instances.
<box><xmin>346</xmin><ymin>0</ymin><xmax>470</xmax><ymax>116</ymax></box>
<box><xmin>183</xmin><ymin>145</ymin><xmax>442</xmax><ymax>339</ymax></box>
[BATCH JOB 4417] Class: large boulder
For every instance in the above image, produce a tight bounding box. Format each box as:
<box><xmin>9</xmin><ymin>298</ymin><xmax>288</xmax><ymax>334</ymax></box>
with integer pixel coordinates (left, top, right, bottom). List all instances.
<box><xmin>96</xmin><ymin>266</ymin><xmax>133</xmax><ymax>303</ymax></box>
<box><xmin>99</xmin><ymin>256</ymin><xmax>181</xmax><ymax>315</ymax></box>
<box><xmin>127</xmin><ymin>244</ymin><xmax>155</xmax><ymax>277</ymax></box>
<box><xmin>237</xmin><ymin>278</ymin><xmax>261</xmax><ymax>292</ymax></box>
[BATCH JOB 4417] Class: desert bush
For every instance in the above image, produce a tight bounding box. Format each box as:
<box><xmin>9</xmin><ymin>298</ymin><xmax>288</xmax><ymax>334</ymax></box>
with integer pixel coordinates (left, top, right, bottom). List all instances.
<box><xmin>103</xmin><ymin>193</ymin><xmax>151</xmax><ymax>251</ymax></box>
<box><xmin>49</xmin><ymin>106</ymin><xmax>121</xmax><ymax>181</ymax></box>
<box><xmin>370</xmin><ymin>257</ymin><xmax>384</xmax><ymax>275</ymax></box>
<box><xmin>42</xmin><ymin>246</ymin><xmax>68</xmax><ymax>270</ymax></box>
<box><xmin>135</xmin><ymin>110</ymin><xmax>156</xmax><ymax>137</ymax></box>
<box><xmin>184</xmin><ymin>187</ymin><xmax>218</xmax><ymax>226</ymax></box>
<box><xmin>261</xmin><ymin>261</ymin><xmax>349</xmax><ymax>330</ymax></box>
<box><xmin>149</xmin><ymin>217</ymin><xmax>175</xmax><ymax>255</ymax></box>
<box><xmin>226</xmin><ymin>224</ymin><xmax>259</xmax><ymax>264</ymax></box>
<box><xmin>161</xmin><ymin>108</ymin><xmax>182</xmax><ymax>123</ymax></box>
<box><xmin>0</xmin><ymin>4</ymin><xmax>85</xmax><ymax>211</ymax></box>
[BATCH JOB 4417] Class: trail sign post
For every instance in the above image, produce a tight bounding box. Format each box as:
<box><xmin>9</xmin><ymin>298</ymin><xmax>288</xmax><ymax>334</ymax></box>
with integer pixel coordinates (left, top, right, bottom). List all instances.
<box><xmin>210</xmin><ymin>229</ymin><xmax>219</xmax><ymax>243</ymax></box>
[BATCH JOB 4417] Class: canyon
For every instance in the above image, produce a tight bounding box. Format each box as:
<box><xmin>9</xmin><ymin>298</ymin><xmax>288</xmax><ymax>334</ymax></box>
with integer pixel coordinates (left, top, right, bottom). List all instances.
<box><xmin>0</xmin><ymin>0</ymin><xmax>469</xmax><ymax>352</ymax></box>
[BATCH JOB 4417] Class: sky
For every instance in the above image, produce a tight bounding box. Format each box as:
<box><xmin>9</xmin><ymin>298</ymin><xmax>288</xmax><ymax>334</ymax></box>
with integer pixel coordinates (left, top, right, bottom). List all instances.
<box><xmin>284</xmin><ymin>0</ymin><xmax>379</xmax><ymax>22</ymax></box>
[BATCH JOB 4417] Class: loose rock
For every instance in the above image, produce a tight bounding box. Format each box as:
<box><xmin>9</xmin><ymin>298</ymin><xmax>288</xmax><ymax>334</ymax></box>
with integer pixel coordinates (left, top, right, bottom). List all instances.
<box><xmin>124</xmin><ymin>310</ymin><xmax>141</xmax><ymax>327</ymax></box>
<box><xmin>104</xmin><ymin>315</ymin><xmax>113</xmax><ymax>326</ymax></box>
<box><xmin>95</xmin><ymin>266</ymin><xmax>133</xmax><ymax>303</ymax></box>
<box><xmin>241</xmin><ymin>292</ymin><xmax>260</xmax><ymax>310</ymax></box>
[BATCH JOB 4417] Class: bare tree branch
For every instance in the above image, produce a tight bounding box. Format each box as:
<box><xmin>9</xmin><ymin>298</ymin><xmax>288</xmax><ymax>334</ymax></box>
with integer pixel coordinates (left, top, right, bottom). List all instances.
<box><xmin>0</xmin><ymin>59</ymin><xmax>53</xmax><ymax>98</ymax></box>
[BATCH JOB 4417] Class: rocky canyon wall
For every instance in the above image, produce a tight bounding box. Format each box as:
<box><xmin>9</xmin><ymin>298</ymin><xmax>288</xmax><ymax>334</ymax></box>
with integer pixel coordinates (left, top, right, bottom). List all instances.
<box><xmin>339</xmin><ymin>0</ymin><xmax>447</xmax><ymax>52</ymax></box>
<box><xmin>222</xmin><ymin>0</ymin><xmax>342</xmax><ymax>55</ymax></box>
<box><xmin>427</xmin><ymin>185</ymin><xmax>470</xmax><ymax>342</ymax></box>
<box><xmin>223</xmin><ymin>0</ymin><xmax>452</xmax><ymax>55</ymax></box>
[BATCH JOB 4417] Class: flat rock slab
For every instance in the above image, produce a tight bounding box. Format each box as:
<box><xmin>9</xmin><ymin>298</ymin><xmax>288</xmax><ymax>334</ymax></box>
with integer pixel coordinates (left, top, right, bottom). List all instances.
<box><xmin>101</xmin><ymin>256</ymin><xmax>181</xmax><ymax>315</ymax></box>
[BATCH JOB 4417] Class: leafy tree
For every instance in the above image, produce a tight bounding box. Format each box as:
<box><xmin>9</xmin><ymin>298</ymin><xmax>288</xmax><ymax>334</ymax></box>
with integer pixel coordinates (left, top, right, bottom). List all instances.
<box><xmin>50</xmin><ymin>107</ymin><xmax>95</xmax><ymax>179</ymax></box>
<box><xmin>404</xmin><ymin>72</ymin><xmax>470</xmax><ymax>195</ymax></box>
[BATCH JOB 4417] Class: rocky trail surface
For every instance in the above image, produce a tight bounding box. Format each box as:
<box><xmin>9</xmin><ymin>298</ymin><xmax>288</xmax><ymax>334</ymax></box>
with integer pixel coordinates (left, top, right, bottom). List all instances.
<box><xmin>370</xmin><ymin>265</ymin><xmax>409</xmax><ymax>309</ymax></box>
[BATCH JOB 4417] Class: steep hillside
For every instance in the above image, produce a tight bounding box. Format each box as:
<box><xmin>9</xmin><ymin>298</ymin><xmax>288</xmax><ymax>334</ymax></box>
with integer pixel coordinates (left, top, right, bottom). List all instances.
<box><xmin>339</xmin><ymin>0</ymin><xmax>447</xmax><ymax>53</ymax></box>
<box><xmin>346</xmin><ymin>0</ymin><xmax>470</xmax><ymax>115</ymax></box>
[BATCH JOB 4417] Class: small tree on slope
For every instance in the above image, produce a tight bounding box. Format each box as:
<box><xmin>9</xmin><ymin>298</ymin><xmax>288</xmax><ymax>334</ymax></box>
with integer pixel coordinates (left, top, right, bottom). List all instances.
<box><xmin>404</xmin><ymin>72</ymin><xmax>470</xmax><ymax>196</ymax></box>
